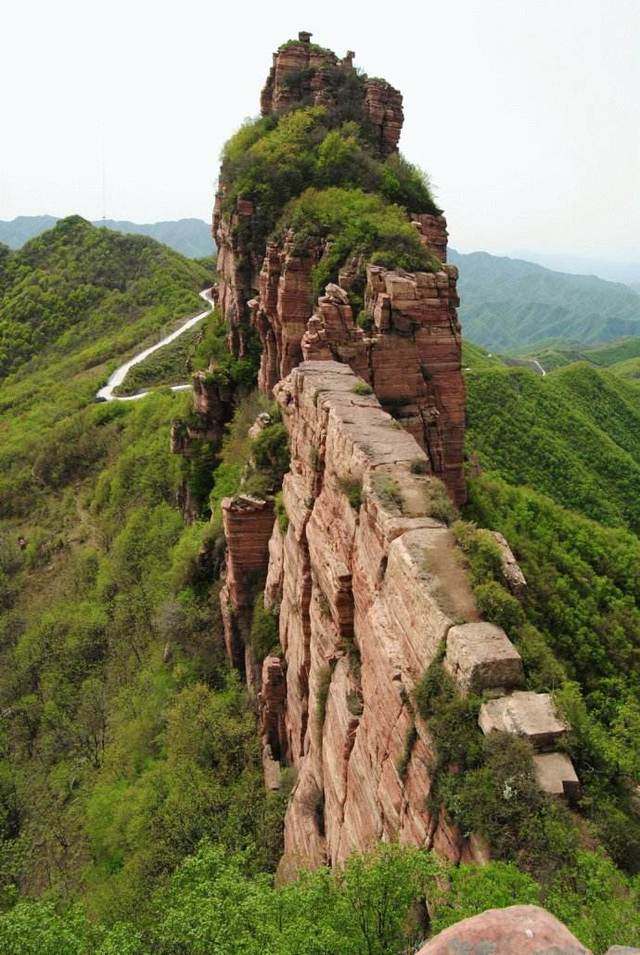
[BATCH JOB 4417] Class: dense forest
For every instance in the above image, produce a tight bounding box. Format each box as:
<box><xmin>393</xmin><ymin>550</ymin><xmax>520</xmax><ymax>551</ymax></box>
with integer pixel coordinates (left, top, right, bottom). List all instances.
<box><xmin>0</xmin><ymin>44</ymin><xmax>639</xmax><ymax>955</ymax></box>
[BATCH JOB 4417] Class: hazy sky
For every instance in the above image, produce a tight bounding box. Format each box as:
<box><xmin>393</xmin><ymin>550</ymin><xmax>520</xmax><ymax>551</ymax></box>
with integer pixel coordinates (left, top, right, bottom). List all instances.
<box><xmin>2</xmin><ymin>0</ymin><xmax>638</xmax><ymax>257</ymax></box>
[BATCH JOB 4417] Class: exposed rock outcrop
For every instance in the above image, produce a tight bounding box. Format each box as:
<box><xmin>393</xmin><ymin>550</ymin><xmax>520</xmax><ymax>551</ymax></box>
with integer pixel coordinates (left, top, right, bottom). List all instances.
<box><xmin>250</xmin><ymin>234</ymin><xmax>318</xmax><ymax>394</ymax></box>
<box><xmin>261</xmin><ymin>360</ymin><xmax>480</xmax><ymax>875</ymax></box>
<box><xmin>301</xmin><ymin>263</ymin><xmax>466</xmax><ymax>504</ymax></box>
<box><xmin>260</xmin><ymin>32</ymin><xmax>403</xmax><ymax>159</ymax></box>
<box><xmin>170</xmin><ymin>371</ymin><xmax>235</xmax><ymax>522</ymax></box>
<box><xmin>219</xmin><ymin>495</ymin><xmax>275</xmax><ymax>677</ymax></box>
<box><xmin>417</xmin><ymin>905</ymin><xmax>590</xmax><ymax>955</ymax></box>
<box><xmin>205</xmin><ymin>32</ymin><xmax>579</xmax><ymax>884</ymax></box>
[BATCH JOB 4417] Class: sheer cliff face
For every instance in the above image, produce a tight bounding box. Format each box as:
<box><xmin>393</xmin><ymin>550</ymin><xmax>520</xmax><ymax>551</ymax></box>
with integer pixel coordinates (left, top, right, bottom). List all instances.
<box><xmin>213</xmin><ymin>33</ymin><xmax>465</xmax><ymax>504</ymax></box>
<box><xmin>260</xmin><ymin>361</ymin><xmax>479</xmax><ymax>874</ymax></box>
<box><xmin>210</xmin><ymin>38</ymin><xmax>582</xmax><ymax>879</ymax></box>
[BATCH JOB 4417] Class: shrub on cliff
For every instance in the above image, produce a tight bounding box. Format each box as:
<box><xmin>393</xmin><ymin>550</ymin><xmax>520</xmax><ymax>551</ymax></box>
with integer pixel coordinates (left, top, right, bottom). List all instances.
<box><xmin>219</xmin><ymin>106</ymin><xmax>438</xmax><ymax>256</ymax></box>
<box><xmin>276</xmin><ymin>187</ymin><xmax>438</xmax><ymax>295</ymax></box>
<box><xmin>462</xmin><ymin>473</ymin><xmax>640</xmax><ymax>871</ymax></box>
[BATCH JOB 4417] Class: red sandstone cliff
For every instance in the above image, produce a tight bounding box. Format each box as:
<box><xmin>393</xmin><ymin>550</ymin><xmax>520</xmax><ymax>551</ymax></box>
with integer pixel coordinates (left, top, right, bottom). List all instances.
<box><xmin>205</xmin><ymin>33</ymin><xmax>579</xmax><ymax>882</ymax></box>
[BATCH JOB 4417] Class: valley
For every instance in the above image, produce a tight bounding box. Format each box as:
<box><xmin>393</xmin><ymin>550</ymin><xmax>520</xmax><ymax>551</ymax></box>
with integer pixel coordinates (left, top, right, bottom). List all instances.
<box><xmin>0</xmin><ymin>30</ymin><xmax>638</xmax><ymax>955</ymax></box>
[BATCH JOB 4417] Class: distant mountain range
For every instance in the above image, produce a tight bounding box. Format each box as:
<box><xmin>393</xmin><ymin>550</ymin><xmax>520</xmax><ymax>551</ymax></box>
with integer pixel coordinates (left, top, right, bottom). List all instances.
<box><xmin>450</xmin><ymin>249</ymin><xmax>640</xmax><ymax>352</ymax></box>
<box><xmin>511</xmin><ymin>250</ymin><xmax>640</xmax><ymax>286</ymax></box>
<box><xmin>0</xmin><ymin>215</ymin><xmax>214</xmax><ymax>259</ymax></box>
<box><xmin>4</xmin><ymin>217</ymin><xmax>639</xmax><ymax>356</ymax></box>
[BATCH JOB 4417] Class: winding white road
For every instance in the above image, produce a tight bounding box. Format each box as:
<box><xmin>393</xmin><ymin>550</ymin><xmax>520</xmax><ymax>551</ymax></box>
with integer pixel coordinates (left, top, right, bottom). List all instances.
<box><xmin>531</xmin><ymin>359</ymin><xmax>547</xmax><ymax>377</ymax></box>
<box><xmin>96</xmin><ymin>287</ymin><xmax>214</xmax><ymax>402</ymax></box>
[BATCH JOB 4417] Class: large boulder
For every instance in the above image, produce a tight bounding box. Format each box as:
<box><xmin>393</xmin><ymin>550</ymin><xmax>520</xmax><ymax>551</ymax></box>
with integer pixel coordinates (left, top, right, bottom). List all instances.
<box><xmin>417</xmin><ymin>905</ymin><xmax>589</xmax><ymax>954</ymax></box>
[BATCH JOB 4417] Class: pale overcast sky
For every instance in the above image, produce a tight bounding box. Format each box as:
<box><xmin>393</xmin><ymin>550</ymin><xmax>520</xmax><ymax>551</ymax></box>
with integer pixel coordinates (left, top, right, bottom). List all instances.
<box><xmin>2</xmin><ymin>0</ymin><xmax>638</xmax><ymax>258</ymax></box>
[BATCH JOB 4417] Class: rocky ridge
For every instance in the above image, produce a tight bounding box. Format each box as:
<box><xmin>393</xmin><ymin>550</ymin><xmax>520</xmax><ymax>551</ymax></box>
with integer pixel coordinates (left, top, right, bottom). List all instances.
<box><xmin>213</xmin><ymin>32</ymin><xmax>466</xmax><ymax>505</ymax></box>
<box><xmin>188</xmin><ymin>26</ymin><xmax>580</xmax><ymax>902</ymax></box>
<box><xmin>218</xmin><ymin>360</ymin><xmax>578</xmax><ymax>875</ymax></box>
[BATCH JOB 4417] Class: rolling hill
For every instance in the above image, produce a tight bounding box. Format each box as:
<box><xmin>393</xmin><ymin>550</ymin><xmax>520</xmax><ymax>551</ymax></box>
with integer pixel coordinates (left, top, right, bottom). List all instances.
<box><xmin>510</xmin><ymin>336</ymin><xmax>640</xmax><ymax>373</ymax></box>
<box><xmin>0</xmin><ymin>215</ymin><xmax>214</xmax><ymax>259</ymax></box>
<box><xmin>0</xmin><ymin>216</ymin><xmax>213</xmax><ymax>379</ymax></box>
<box><xmin>451</xmin><ymin>249</ymin><xmax>640</xmax><ymax>351</ymax></box>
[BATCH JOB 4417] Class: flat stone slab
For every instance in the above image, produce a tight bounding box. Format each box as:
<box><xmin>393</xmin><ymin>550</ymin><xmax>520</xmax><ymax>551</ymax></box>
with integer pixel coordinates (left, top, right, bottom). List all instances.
<box><xmin>445</xmin><ymin>622</ymin><xmax>524</xmax><ymax>693</ymax></box>
<box><xmin>479</xmin><ymin>691</ymin><xmax>568</xmax><ymax>750</ymax></box>
<box><xmin>534</xmin><ymin>752</ymin><xmax>579</xmax><ymax>799</ymax></box>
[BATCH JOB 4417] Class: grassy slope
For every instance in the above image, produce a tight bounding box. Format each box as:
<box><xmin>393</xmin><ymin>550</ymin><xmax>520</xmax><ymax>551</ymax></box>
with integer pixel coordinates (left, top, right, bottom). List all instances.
<box><xmin>466</xmin><ymin>363</ymin><xmax>640</xmax><ymax>531</ymax></box>
<box><xmin>0</xmin><ymin>222</ymin><xmax>282</xmax><ymax>922</ymax></box>
<box><xmin>511</xmin><ymin>336</ymin><xmax>640</xmax><ymax>373</ymax></box>
<box><xmin>0</xmin><ymin>216</ymin><xmax>213</xmax><ymax>379</ymax></box>
<box><xmin>111</xmin><ymin>323</ymin><xmax>203</xmax><ymax>396</ymax></box>
<box><xmin>464</xmin><ymin>360</ymin><xmax>640</xmax><ymax>876</ymax></box>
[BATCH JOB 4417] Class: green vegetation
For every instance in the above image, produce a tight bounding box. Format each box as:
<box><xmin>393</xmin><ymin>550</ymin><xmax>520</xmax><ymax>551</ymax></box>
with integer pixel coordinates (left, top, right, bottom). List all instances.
<box><xmin>459</xmin><ymin>476</ymin><xmax>640</xmax><ymax>872</ymax></box>
<box><xmin>191</xmin><ymin>306</ymin><xmax>261</xmax><ymax>388</ymax></box>
<box><xmin>461</xmin><ymin>339</ymin><xmax>505</xmax><ymax>372</ymax></box>
<box><xmin>352</xmin><ymin>379</ymin><xmax>373</xmax><ymax>395</ymax></box>
<box><xmin>460</xmin><ymin>357</ymin><xmax>640</xmax><ymax>876</ymax></box>
<box><xmin>450</xmin><ymin>248</ymin><xmax>640</xmax><ymax>351</ymax></box>
<box><xmin>112</xmin><ymin>322</ymin><xmax>202</xmax><ymax>396</ymax></box>
<box><xmin>0</xmin><ymin>222</ymin><xmax>287</xmax><ymax>931</ymax></box>
<box><xmin>372</xmin><ymin>474</ymin><xmax>404</xmax><ymax>511</ymax></box>
<box><xmin>249</xmin><ymin>595</ymin><xmax>280</xmax><ymax>663</ymax></box>
<box><xmin>338</xmin><ymin>477</ymin><xmax>363</xmax><ymax>511</ymax></box>
<box><xmin>421</xmin><ymin>477</ymin><xmax>457</xmax><ymax>525</ymax></box>
<box><xmin>0</xmin><ymin>217</ymin><xmax>213</xmax><ymax>378</ymax></box>
<box><xmin>0</xmin><ymin>839</ymin><xmax>636</xmax><ymax>953</ymax></box>
<box><xmin>274</xmin><ymin>491</ymin><xmax>289</xmax><ymax>533</ymax></box>
<box><xmin>207</xmin><ymin>401</ymin><xmax>290</xmax><ymax>522</ymax></box>
<box><xmin>316</xmin><ymin>665</ymin><xmax>333</xmax><ymax>731</ymax></box>
<box><xmin>509</xmin><ymin>335</ymin><xmax>640</xmax><ymax>374</ymax></box>
<box><xmin>466</xmin><ymin>364</ymin><xmax>640</xmax><ymax>531</ymax></box>
<box><xmin>277</xmin><ymin>187</ymin><xmax>438</xmax><ymax>297</ymax></box>
<box><xmin>218</xmin><ymin>97</ymin><xmax>439</xmax><ymax>310</ymax></box>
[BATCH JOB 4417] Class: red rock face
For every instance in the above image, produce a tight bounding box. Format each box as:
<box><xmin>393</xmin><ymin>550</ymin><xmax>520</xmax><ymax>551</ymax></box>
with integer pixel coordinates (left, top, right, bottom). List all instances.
<box><xmin>363</xmin><ymin>79</ymin><xmax>404</xmax><ymax>157</ymax></box>
<box><xmin>413</xmin><ymin>213</ymin><xmax>448</xmax><ymax>262</ymax></box>
<box><xmin>265</xmin><ymin>361</ymin><xmax>480</xmax><ymax>876</ymax></box>
<box><xmin>214</xmin><ymin>35</ymin><xmax>406</xmax><ymax>357</ymax></box>
<box><xmin>212</xmin><ymin>193</ymin><xmax>257</xmax><ymax>357</ymax></box>
<box><xmin>417</xmin><ymin>905</ymin><xmax>590</xmax><ymax>955</ymax></box>
<box><xmin>260</xmin><ymin>37</ymin><xmax>340</xmax><ymax>115</ymax></box>
<box><xmin>300</xmin><ymin>263</ymin><xmax>466</xmax><ymax>505</ymax></box>
<box><xmin>220</xmin><ymin>496</ymin><xmax>275</xmax><ymax>674</ymax></box>
<box><xmin>250</xmin><ymin>234</ymin><xmax>318</xmax><ymax>394</ymax></box>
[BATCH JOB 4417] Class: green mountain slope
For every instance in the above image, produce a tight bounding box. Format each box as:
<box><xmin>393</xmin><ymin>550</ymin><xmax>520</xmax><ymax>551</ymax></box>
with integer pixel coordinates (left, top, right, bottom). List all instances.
<box><xmin>0</xmin><ymin>215</ymin><xmax>214</xmax><ymax>258</ymax></box>
<box><xmin>0</xmin><ymin>216</ymin><xmax>212</xmax><ymax>379</ymax></box>
<box><xmin>466</xmin><ymin>362</ymin><xmax>640</xmax><ymax>530</ymax></box>
<box><xmin>451</xmin><ymin>249</ymin><xmax>640</xmax><ymax>351</ymax></box>
<box><xmin>0</xmin><ymin>218</ymin><xmax>282</xmax><ymax>921</ymax></box>
<box><xmin>463</xmin><ymin>361</ymin><xmax>640</xmax><ymax>875</ymax></box>
<box><xmin>510</xmin><ymin>335</ymin><xmax>640</xmax><ymax>372</ymax></box>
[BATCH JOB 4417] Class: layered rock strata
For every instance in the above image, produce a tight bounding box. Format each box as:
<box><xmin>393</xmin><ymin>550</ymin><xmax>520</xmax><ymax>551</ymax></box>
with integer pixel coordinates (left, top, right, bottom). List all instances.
<box><xmin>214</xmin><ymin>34</ymin><xmax>403</xmax><ymax>358</ymax></box>
<box><xmin>230</xmin><ymin>360</ymin><xmax>578</xmax><ymax>875</ymax></box>
<box><xmin>259</xmin><ymin>360</ymin><xmax>481</xmax><ymax>875</ymax></box>
<box><xmin>219</xmin><ymin>495</ymin><xmax>275</xmax><ymax>678</ymax></box>
<box><xmin>300</xmin><ymin>263</ymin><xmax>466</xmax><ymax>504</ymax></box>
